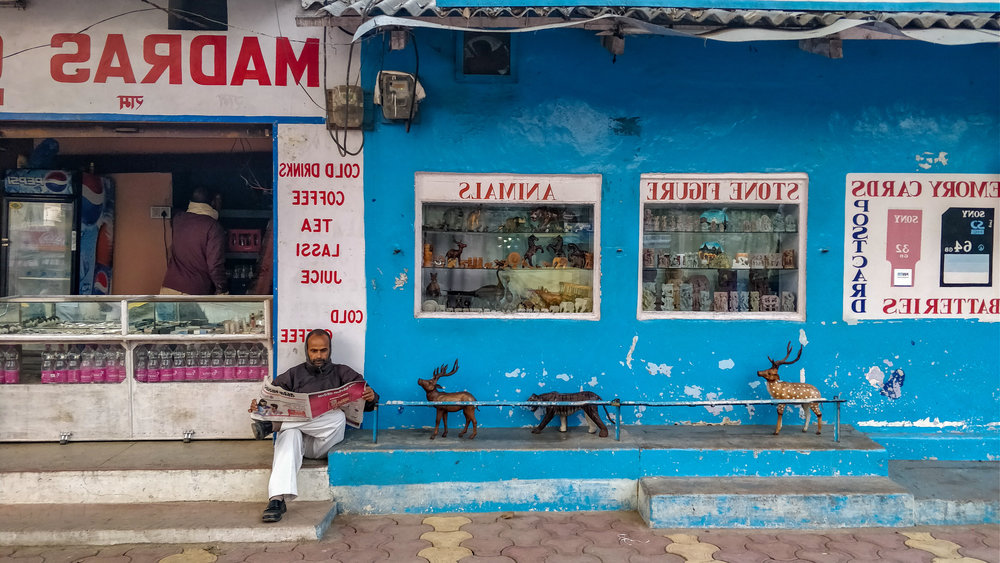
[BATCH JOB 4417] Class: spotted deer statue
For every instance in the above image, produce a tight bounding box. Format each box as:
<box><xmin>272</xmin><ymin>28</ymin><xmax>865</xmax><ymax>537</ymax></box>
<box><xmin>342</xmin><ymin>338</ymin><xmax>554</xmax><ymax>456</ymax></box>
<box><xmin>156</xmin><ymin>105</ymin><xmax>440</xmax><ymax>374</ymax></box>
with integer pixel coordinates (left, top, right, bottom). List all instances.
<box><xmin>757</xmin><ymin>342</ymin><xmax>822</xmax><ymax>435</ymax></box>
<box><xmin>417</xmin><ymin>359</ymin><xmax>478</xmax><ymax>440</ymax></box>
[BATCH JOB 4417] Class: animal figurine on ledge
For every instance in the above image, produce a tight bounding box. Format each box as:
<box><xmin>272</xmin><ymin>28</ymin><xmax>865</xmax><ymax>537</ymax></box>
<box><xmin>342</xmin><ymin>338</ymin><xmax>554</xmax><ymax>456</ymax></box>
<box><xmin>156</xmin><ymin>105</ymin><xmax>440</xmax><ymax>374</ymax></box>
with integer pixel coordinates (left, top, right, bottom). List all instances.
<box><xmin>757</xmin><ymin>342</ymin><xmax>822</xmax><ymax>435</ymax></box>
<box><xmin>417</xmin><ymin>359</ymin><xmax>478</xmax><ymax>439</ymax></box>
<box><xmin>445</xmin><ymin>238</ymin><xmax>467</xmax><ymax>266</ymax></box>
<box><xmin>523</xmin><ymin>235</ymin><xmax>544</xmax><ymax>268</ymax></box>
<box><xmin>527</xmin><ymin>391</ymin><xmax>609</xmax><ymax>437</ymax></box>
<box><xmin>426</xmin><ymin>273</ymin><xmax>441</xmax><ymax>297</ymax></box>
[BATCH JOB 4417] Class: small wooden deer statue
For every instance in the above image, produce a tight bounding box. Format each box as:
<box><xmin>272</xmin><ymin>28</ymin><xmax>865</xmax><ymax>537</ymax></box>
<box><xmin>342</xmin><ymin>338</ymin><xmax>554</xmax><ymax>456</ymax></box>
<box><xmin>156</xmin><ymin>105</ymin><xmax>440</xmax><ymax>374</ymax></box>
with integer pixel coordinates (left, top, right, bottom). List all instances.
<box><xmin>757</xmin><ymin>342</ymin><xmax>822</xmax><ymax>435</ymax></box>
<box><xmin>417</xmin><ymin>359</ymin><xmax>478</xmax><ymax>439</ymax></box>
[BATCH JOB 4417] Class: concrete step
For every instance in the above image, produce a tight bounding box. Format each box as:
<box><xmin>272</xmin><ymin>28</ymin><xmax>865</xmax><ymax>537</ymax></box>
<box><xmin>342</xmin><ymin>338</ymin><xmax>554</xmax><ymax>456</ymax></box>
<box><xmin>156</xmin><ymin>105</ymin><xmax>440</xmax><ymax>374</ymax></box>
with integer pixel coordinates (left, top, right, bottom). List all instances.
<box><xmin>0</xmin><ymin>501</ymin><xmax>337</xmax><ymax>546</ymax></box>
<box><xmin>329</xmin><ymin>425</ymin><xmax>887</xmax><ymax>513</ymax></box>
<box><xmin>0</xmin><ymin>440</ymin><xmax>331</xmax><ymax>504</ymax></box>
<box><xmin>639</xmin><ymin>475</ymin><xmax>914</xmax><ymax>529</ymax></box>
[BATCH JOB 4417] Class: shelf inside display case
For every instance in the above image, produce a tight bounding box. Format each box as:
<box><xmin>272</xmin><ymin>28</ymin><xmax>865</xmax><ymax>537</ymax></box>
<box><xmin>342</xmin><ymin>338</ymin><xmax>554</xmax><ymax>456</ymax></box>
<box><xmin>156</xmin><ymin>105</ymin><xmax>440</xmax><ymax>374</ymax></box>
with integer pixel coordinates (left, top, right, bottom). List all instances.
<box><xmin>640</xmin><ymin>204</ymin><xmax>804</xmax><ymax>319</ymax></box>
<box><xmin>418</xmin><ymin>203</ymin><xmax>597</xmax><ymax>316</ymax></box>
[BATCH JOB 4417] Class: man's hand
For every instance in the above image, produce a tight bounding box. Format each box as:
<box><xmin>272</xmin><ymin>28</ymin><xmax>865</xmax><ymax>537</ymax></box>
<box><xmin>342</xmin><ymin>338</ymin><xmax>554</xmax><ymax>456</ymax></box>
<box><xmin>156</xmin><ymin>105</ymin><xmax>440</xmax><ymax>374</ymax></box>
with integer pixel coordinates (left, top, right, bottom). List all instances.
<box><xmin>362</xmin><ymin>385</ymin><xmax>376</xmax><ymax>402</ymax></box>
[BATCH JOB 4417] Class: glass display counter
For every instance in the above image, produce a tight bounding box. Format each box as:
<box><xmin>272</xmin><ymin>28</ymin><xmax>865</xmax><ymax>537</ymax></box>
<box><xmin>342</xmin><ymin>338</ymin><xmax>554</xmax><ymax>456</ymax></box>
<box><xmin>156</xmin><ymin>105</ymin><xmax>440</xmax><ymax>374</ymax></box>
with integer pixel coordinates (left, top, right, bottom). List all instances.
<box><xmin>0</xmin><ymin>295</ymin><xmax>271</xmax><ymax>442</ymax></box>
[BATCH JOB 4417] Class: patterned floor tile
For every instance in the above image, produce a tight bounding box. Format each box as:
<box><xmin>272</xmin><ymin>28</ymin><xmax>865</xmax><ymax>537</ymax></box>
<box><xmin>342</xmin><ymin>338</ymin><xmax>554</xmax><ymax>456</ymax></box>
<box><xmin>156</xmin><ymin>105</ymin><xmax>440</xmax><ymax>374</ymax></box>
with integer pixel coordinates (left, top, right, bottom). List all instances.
<box><xmin>244</xmin><ymin>551</ymin><xmax>304</xmax><ymax>563</ymax></box>
<box><xmin>498</xmin><ymin>526</ymin><xmax>548</xmax><ymax>546</ymax></box>
<box><xmin>293</xmin><ymin>542</ymin><xmax>352</xmax><ymax>560</ymax></box>
<box><xmin>582</xmin><ymin>544</ymin><xmax>640</xmax><ymax>562</ymax></box>
<box><xmin>793</xmin><ymin>548</ymin><xmax>852</xmax><ymax>563</ymax></box>
<box><xmin>458</xmin><ymin>557</ymin><xmax>516</xmax><ymax>563</ymax></box>
<box><xmin>499</xmin><ymin>545</ymin><xmax>554</xmax><ymax>560</ymax></box>
<box><xmin>460</xmin><ymin>535</ymin><xmax>514</xmax><ymax>556</ymax></box>
<box><xmin>628</xmin><ymin>554</ymin><xmax>686</xmax><ymax>563</ymax></box>
<box><xmin>544</xmin><ymin>554</ymin><xmax>602</xmax><ymax>563</ymax></box>
<box><xmin>744</xmin><ymin>539</ymin><xmax>802</xmax><ymax>560</ymax></box>
<box><xmin>539</xmin><ymin>535</ymin><xmax>594</xmax><ymax>554</ymax></box>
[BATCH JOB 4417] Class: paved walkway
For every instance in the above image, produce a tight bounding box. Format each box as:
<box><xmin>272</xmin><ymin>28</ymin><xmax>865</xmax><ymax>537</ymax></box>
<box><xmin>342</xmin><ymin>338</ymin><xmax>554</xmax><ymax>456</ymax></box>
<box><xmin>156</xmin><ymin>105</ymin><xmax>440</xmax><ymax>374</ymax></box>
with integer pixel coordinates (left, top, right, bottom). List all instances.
<box><xmin>1</xmin><ymin>512</ymin><xmax>997</xmax><ymax>562</ymax></box>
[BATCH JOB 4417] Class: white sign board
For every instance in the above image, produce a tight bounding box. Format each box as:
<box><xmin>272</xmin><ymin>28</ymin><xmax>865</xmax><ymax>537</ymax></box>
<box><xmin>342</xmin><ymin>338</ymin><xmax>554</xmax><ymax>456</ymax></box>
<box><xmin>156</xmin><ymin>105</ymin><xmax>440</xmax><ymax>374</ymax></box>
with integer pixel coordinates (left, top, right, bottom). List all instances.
<box><xmin>0</xmin><ymin>0</ymin><xmax>330</xmax><ymax>117</ymax></box>
<box><xmin>844</xmin><ymin>173</ymin><xmax>1000</xmax><ymax>322</ymax></box>
<box><xmin>276</xmin><ymin>124</ymin><xmax>365</xmax><ymax>373</ymax></box>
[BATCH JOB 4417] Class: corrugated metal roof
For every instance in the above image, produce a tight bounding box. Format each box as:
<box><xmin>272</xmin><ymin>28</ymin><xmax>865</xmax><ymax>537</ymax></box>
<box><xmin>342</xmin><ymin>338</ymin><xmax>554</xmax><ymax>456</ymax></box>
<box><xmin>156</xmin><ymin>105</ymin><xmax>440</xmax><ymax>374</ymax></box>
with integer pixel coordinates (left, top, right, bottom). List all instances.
<box><xmin>305</xmin><ymin>0</ymin><xmax>998</xmax><ymax>32</ymax></box>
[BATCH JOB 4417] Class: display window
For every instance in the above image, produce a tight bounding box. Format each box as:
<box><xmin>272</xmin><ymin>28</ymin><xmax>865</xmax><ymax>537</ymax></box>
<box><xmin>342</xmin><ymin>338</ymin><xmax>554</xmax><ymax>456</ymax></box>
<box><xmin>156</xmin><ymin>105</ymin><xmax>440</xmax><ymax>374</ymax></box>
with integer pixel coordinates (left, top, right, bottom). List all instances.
<box><xmin>639</xmin><ymin>173</ymin><xmax>807</xmax><ymax>320</ymax></box>
<box><xmin>415</xmin><ymin>173</ymin><xmax>601</xmax><ymax>318</ymax></box>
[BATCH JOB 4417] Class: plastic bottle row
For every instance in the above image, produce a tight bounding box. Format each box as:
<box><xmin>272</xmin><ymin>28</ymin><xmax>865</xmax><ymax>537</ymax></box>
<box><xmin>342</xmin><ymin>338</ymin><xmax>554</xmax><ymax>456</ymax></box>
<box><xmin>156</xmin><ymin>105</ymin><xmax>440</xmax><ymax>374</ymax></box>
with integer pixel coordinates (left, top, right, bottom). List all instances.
<box><xmin>135</xmin><ymin>342</ymin><xmax>268</xmax><ymax>383</ymax></box>
<box><xmin>41</xmin><ymin>344</ymin><xmax>127</xmax><ymax>384</ymax></box>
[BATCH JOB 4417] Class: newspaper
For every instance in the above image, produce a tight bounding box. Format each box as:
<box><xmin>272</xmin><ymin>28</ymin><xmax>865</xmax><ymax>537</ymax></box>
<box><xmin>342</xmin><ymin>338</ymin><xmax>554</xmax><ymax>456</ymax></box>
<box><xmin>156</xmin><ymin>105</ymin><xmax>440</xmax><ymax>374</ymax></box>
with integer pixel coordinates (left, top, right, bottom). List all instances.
<box><xmin>249</xmin><ymin>378</ymin><xmax>367</xmax><ymax>428</ymax></box>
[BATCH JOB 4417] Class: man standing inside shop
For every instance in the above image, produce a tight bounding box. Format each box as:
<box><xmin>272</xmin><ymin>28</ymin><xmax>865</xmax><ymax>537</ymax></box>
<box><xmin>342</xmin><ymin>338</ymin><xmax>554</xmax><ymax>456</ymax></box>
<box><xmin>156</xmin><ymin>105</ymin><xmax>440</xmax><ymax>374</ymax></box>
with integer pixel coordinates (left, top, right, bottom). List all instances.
<box><xmin>251</xmin><ymin>329</ymin><xmax>377</xmax><ymax>523</ymax></box>
<box><xmin>160</xmin><ymin>186</ymin><xmax>228</xmax><ymax>296</ymax></box>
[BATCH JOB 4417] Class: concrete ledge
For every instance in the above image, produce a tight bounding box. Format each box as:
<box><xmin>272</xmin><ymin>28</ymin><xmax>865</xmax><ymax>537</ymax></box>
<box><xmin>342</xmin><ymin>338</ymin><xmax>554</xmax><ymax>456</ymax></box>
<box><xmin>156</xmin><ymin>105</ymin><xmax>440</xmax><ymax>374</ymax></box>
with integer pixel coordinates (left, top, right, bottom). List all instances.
<box><xmin>332</xmin><ymin>478</ymin><xmax>638</xmax><ymax>514</ymax></box>
<box><xmin>639</xmin><ymin>476</ymin><xmax>914</xmax><ymax>529</ymax></box>
<box><xmin>0</xmin><ymin>501</ymin><xmax>338</xmax><ymax>546</ymax></box>
<box><xmin>1</xmin><ymin>467</ymin><xmax>332</xmax><ymax>504</ymax></box>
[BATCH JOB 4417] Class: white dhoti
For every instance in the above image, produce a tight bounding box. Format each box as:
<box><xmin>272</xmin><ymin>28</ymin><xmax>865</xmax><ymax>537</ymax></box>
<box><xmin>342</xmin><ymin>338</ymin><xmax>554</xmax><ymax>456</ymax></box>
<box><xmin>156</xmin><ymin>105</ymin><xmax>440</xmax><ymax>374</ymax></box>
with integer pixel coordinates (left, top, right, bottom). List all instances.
<box><xmin>268</xmin><ymin>408</ymin><xmax>346</xmax><ymax>500</ymax></box>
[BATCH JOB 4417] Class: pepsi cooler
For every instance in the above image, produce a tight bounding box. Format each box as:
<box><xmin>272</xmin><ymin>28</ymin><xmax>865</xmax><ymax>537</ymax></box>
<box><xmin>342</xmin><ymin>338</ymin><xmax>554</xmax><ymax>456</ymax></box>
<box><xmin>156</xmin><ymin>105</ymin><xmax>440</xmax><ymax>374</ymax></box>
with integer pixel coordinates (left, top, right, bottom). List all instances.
<box><xmin>1</xmin><ymin>169</ymin><xmax>115</xmax><ymax>297</ymax></box>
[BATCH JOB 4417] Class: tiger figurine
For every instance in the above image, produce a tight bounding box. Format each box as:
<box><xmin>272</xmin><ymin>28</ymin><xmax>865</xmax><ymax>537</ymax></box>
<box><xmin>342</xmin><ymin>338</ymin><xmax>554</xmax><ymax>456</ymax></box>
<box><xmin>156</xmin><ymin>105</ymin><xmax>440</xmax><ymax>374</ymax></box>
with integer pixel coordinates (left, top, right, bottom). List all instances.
<box><xmin>527</xmin><ymin>391</ymin><xmax>609</xmax><ymax>438</ymax></box>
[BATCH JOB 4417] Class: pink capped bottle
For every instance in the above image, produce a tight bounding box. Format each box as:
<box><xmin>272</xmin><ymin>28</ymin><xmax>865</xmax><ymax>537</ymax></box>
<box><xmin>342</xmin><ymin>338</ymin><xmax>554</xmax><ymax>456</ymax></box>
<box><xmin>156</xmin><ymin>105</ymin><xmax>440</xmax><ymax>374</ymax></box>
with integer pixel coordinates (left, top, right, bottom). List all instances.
<box><xmin>184</xmin><ymin>344</ymin><xmax>198</xmax><ymax>381</ymax></box>
<box><xmin>223</xmin><ymin>343</ymin><xmax>237</xmax><ymax>380</ymax></box>
<box><xmin>197</xmin><ymin>344</ymin><xmax>212</xmax><ymax>380</ymax></box>
<box><xmin>40</xmin><ymin>344</ymin><xmax>55</xmax><ymax>384</ymax></box>
<box><xmin>158</xmin><ymin>345</ymin><xmax>174</xmax><ymax>382</ymax></box>
<box><xmin>66</xmin><ymin>345</ymin><xmax>81</xmax><ymax>384</ymax></box>
<box><xmin>235</xmin><ymin>343</ymin><xmax>250</xmax><ymax>380</ymax></box>
<box><xmin>209</xmin><ymin>343</ymin><xmax>224</xmax><ymax>380</ymax></box>
<box><xmin>79</xmin><ymin>345</ymin><xmax>94</xmax><ymax>384</ymax></box>
<box><xmin>146</xmin><ymin>345</ymin><xmax>160</xmax><ymax>383</ymax></box>
<box><xmin>171</xmin><ymin>345</ymin><xmax>186</xmax><ymax>382</ymax></box>
<box><xmin>2</xmin><ymin>346</ymin><xmax>20</xmax><ymax>385</ymax></box>
<box><xmin>110</xmin><ymin>347</ymin><xmax>126</xmax><ymax>383</ymax></box>
<box><xmin>53</xmin><ymin>345</ymin><xmax>68</xmax><ymax>384</ymax></box>
<box><xmin>134</xmin><ymin>346</ymin><xmax>148</xmax><ymax>383</ymax></box>
<box><xmin>91</xmin><ymin>345</ymin><xmax>107</xmax><ymax>384</ymax></box>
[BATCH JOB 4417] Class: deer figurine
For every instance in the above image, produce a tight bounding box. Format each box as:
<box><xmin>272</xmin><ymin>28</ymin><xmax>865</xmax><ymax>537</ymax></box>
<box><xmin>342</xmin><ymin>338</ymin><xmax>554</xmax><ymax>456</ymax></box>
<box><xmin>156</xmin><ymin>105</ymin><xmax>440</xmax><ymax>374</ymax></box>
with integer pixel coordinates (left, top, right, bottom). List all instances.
<box><xmin>757</xmin><ymin>342</ymin><xmax>822</xmax><ymax>435</ymax></box>
<box><xmin>417</xmin><ymin>359</ymin><xmax>478</xmax><ymax>440</ymax></box>
<box><xmin>445</xmin><ymin>238</ymin><xmax>467</xmax><ymax>267</ymax></box>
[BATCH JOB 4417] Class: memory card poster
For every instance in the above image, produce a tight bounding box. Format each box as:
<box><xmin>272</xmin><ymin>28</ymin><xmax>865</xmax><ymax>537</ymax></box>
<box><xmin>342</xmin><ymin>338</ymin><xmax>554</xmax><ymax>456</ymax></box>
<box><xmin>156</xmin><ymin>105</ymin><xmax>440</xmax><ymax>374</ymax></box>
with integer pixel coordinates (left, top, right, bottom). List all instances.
<box><xmin>844</xmin><ymin>173</ymin><xmax>1000</xmax><ymax>323</ymax></box>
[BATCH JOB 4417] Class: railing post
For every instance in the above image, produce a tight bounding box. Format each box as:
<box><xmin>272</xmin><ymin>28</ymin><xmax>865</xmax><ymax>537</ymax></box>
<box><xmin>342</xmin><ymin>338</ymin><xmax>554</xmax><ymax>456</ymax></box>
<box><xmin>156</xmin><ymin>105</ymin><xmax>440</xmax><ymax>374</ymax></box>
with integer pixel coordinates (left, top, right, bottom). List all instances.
<box><xmin>613</xmin><ymin>399</ymin><xmax>621</xmax><ymax>441</ymax></box>
<box><xmin>834</xmin><ymin>396</ymin><xmax>841</xmax><ymax>443</ymax></box>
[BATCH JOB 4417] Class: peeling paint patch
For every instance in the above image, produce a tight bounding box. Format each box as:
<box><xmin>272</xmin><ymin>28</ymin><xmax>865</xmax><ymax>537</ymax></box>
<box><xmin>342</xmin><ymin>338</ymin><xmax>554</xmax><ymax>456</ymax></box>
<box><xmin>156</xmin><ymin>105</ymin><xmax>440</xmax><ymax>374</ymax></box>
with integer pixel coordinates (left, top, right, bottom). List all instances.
<box><xmin>798</xmin><ymin>329</ymin><xmax>808</xmax><ymax>347</ymax></box>
<box><xmin>799</xmin><ymin>367</ymin><xmax>806</xmax><ymax>384</ymax></box>
<box><xmin>748</xmin><ymin>381</ymin><xmax>760</xmax><ymax>389</ymax></box>
<box><xmin>504</xmin><ymin>368</ymin><xmax>522</xmax><ymax>379</ymax></box>
<box><xmin>646</xmin><ymin>362</ymin><xmax>672</xmax><ymax>376</ymax></box>
<box><xmin>556</xmin><ymin>373</ymin><xmax>571</xmax><ymax>382</ymax></box>
<box><xmin>745</xmin><ymin>405</ymin><xmax>756</xmax><ymax>417</ymax></box>
<box><xmin>718</xmin><ymin>359</ymin><xmax>735</xmax><ymax>370</ymax></box>
<box><xmin>915</xmin><ymin>150</ymin><xmax>949</xmax><ymax>170</ymax></box>
<box><xmin>880</xmin><ymin>368</ymin><xmax>905</xmax><ymax>399</ymax></box>
<box><xmin>704</xmin><ymin>392</ymin><xmax>733</xmax><ymax>415</ymax></box>
<box><xmin>883</xmin><ymin>358</ymin><xmax>895</xmax><ymax>367</ymax></box>
<box><xmin>865</xmin><ymin>366</ymin><xmax>885</xmax><ymax>388</ymax></box>
<box><xmin>856</xmin><ymin>418</ymin><xmax>967</xmax><ymax>428</ymax></box>
<box><xmin>587</xmin><ymin>377</ymin><xmax>599</xmax><ymax>387</ymax></box>
<box><xmin>393</xmin><ymin>269</ymin><xmax>408</xmax><ymax>290</ymax></box>
<box><xmin>625</xmin><ymin>335</ymin><xmax>638</xmax><ymax>369</ymax></box>
<box><xmin>684</xmin><ymin>385</ymin><xmax>703</xmax><ymax>399</ymax></box>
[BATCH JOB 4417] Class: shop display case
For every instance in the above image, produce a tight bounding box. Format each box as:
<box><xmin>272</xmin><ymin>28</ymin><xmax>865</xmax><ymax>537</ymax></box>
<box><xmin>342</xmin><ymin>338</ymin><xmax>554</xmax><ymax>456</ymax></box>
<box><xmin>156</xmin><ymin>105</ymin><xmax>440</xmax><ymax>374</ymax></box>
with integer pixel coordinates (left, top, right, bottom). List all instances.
<box><xmin>0</xmin><ymin>295</ymin><xmax>271</xmax><ymax>442</ymax></box>
<box><xmin>638</xmin><ymin>173</ymin><xmax>807</xmax><ymax>320</ymax></box>
<box><xmin>415</xmin><ymin>173</ymin><xmax>602</xmax><ymax>318</ymax></box>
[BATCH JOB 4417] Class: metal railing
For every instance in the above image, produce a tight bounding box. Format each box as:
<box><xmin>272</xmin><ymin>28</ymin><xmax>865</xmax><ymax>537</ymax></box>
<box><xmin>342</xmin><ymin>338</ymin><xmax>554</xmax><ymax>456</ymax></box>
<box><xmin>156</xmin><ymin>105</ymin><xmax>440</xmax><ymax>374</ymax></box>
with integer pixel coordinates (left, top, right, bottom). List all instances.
<box><xmin>370</xmin><ymin>397</ymin><xmax>845</xmax><ymax>443</ymax></box>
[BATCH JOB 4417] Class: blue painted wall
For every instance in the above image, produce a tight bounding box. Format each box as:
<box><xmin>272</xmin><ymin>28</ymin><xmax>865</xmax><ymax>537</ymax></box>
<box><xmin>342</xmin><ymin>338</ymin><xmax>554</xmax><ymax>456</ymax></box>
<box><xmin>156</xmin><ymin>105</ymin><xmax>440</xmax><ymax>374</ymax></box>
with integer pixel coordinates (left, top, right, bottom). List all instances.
<box><xmin>360</xmin><ymin>30</ymin><xmax>999</xmax><ymax>459</ymax></box>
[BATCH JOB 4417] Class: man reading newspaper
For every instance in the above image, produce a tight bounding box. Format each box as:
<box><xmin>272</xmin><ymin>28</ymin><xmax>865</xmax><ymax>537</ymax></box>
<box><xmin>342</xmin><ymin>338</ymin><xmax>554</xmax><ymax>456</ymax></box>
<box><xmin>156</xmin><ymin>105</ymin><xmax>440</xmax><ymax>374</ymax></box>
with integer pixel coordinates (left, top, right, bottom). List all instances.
<box><xmin>250</xmin><ymin>329</ymin><xmax>377</xmax><ymax>523</ymax></box>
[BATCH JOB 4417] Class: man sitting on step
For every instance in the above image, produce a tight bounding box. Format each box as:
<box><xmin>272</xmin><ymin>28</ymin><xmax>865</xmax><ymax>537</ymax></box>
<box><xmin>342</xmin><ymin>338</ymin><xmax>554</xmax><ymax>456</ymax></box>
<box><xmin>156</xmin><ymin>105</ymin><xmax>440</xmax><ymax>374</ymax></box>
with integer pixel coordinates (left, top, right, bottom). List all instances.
<box><xmin>251</xmin><ymin>329</ymin><xmax>378</xmax><ymax>523</ymax></box>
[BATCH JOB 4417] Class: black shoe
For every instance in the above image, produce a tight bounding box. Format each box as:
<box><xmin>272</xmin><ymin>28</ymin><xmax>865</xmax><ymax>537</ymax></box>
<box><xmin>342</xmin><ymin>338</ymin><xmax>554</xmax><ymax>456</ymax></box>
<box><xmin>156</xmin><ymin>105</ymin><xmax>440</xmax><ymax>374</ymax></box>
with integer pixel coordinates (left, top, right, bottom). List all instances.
<box><xmin>251</xmin><ymin>420</ymin><xmax>273</xmax><ymax>440</ymax></box>
<box><xmin>262</xmin><ymin>498</ymin><xmax>286</xmax><ymax>523</ymax></box>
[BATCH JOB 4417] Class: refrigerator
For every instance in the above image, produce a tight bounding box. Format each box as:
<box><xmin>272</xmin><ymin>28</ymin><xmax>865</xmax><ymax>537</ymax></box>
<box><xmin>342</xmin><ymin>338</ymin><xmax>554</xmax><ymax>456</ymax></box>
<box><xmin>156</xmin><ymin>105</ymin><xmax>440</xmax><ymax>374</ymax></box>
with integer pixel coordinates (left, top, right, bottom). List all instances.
<box><xmin>1</xmin><ymin>169</ymin><xmax>115</xmax><ymax>297</ymax></box>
